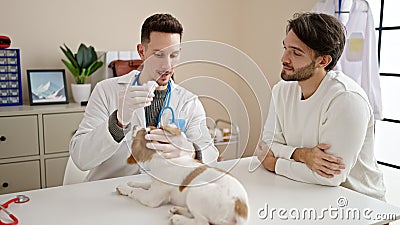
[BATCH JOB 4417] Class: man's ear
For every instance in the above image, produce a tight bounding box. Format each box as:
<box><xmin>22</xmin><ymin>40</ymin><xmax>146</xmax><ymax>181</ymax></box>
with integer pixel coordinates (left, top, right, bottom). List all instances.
<box><xmin>317</xmin><ymin>55</ymin><xmax>332</xmax><ymax>69</ymax></box>
<box><xmin>137</xmin><ymin>44</ymin><xmax>145</xmax><ymax>60</ymax></box>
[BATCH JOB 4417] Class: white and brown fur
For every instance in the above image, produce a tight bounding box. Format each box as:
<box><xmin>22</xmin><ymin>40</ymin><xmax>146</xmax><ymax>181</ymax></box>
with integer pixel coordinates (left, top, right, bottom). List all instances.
<box><xmin>116</xmin><ymin>125</ymin><xmax>249</xmax><ymax>225</ymax></box>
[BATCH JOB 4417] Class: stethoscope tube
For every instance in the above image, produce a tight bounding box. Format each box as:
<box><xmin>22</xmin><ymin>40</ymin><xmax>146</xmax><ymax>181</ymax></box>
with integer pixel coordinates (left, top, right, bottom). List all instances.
<box><xmin>0</xmin><ymin>204</ymin><xmax>18</xmax><ymax>225</ymax></box>
<box><xmin>157</xmin><ymin>82</ymin><xmax>175</xmax><ymax>125</ymax></box>
<box><xmin>0</xmin><ymin>195</ymin><xmax>29</xmax><ymax>225</ymax></box>
<box><xmin>131</xmin><ymin>74</ymin><xmax>175</xmax><ymax>126</ymax></box>
<box><xmin>0</xmin><ymin>198</ymin><xmax>19</xmax><ymax>210</ymax></box>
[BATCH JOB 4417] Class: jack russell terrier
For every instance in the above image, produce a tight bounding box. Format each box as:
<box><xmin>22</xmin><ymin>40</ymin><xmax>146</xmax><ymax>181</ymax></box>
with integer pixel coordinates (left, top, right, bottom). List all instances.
<box><xmin>116</xmin><ymin>125</ymin><xmax>249</xmax><ymax>225</ymax></box>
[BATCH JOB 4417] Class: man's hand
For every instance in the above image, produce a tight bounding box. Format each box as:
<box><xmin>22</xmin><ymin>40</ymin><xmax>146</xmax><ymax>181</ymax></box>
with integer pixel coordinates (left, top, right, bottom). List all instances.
<box><xmin>256</xmin><ymin>141</ymin><xmax>277</xmax><ymax>172</ymax></box>
<box><xmin>145</xmin><ymin>129</ymin><xmax>195</xmax><ymax>159</ymax></box>
<box><xmin>292</xmin><ymin>144</ymin><xmax>345</xmax><ymax>178</ymax></box>
<box><xmin>117</xmin><ymin>81</ymin><xmax>158</xmax><ymax>127</ymax></box>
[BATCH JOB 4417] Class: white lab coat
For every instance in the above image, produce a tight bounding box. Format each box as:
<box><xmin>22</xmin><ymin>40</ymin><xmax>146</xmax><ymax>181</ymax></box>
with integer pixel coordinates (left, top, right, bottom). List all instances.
<box><xmin>69</xmin><ymin>70</ymin><xmax>219</xmax><ymax>181</ymax></box>
<box><xmin>312</xmin><ymin>0</ymin><xmax>383</xmax><ymax>120</ymax></box>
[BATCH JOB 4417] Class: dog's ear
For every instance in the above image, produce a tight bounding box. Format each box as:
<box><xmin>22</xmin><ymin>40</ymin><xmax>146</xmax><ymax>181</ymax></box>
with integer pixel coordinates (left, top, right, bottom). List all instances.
<box><xmin>160</xmin><ymin>125</ymin><xmax>181</xmax><ymax>136</ymax></box>
<box><xmin>128</xmin><ymin>128</ymin><xmax>148</xmax><ymax>164</ymax></box>
<box><xmin>128</xmin><ymin>128</ymin><xmax>156</xmax><ymax>164</ymax></box>
<box><xmin>129</xmin><ymin>125</ymin><xmax>141</xmax><ymax>164</ymax></box>
<box><xmin>128</xmin><ymin>127</ymin><xmax>142</xmax><ymax>164</ymax></box>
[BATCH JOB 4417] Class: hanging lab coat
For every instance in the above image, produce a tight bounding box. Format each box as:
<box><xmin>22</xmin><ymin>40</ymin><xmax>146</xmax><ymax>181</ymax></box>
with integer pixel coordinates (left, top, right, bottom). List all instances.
<box><xmin>69</xmin><ymin>70</ymin><xmax>219</xmax><ymax>181</ymax></box>
<box><xmin>312</xmin><ymin>0</ymin><xmax>383</xmax><ymax>120</ymax></box>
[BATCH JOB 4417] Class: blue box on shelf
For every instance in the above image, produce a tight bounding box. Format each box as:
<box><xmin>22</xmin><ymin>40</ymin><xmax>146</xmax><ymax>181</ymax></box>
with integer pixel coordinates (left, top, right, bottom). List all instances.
<box><xmin>0</xmin><ymin>48</ymin><xmax>22</xmax><ymax>106</ymax></box>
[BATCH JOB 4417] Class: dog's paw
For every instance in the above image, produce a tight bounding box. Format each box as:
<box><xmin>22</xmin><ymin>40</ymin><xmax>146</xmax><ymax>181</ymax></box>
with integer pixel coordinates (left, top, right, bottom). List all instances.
<box><xmin>169</xmin><ymin>214</ymin><xmax>183</xmax><ymax>225</ymax></box>
<box><xmin>116</xmin><ymin>184</ymin><xmax>132</xmax><ymax>196</ymax></box>
<box><xmin>169</xmin><ymin>206</ymin><xmax>181</xmax><ymax>215</ymax></box>
<box><xmin>127</xmin><ymin>181</ymin><xmax>151</xmax><ymax>189</ymax></box>
<box><xmin>169</xmin><ymin>206</ymin><xmax>193</xmax><ymax>218</ymax></box>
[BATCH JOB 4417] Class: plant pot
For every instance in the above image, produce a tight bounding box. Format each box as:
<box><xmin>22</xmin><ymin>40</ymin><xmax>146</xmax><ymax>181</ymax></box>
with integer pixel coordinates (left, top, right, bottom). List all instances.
<box><xmin>71</xmin><ymin>83</ymin><xmax>91</xmax><ymax>103</ymax></box>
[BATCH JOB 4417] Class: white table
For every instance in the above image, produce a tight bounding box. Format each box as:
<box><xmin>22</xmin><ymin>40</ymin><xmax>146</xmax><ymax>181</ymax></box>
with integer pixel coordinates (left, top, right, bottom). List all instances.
<box><xmin>1</xmin><ymin>157</ymin><xmax>399</xmax><ymax>224</ymax></box>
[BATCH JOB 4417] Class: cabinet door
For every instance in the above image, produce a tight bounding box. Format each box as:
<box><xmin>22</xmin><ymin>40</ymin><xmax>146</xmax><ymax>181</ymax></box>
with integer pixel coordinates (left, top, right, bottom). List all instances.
<box><xmin>0</xmin><ymin>160</ymin><xmax>41</xmax><ymax>194</ymax></box>
<box><xmin>43</xmin><ymin>112</ymin><xmax>83</xmax><ymax>154</ymax></box>
<box><xmin>45</xmin><ymin>157</ymin><xmax>68</xmax><ymax>187</ymax></box>
<box><xmin>0</xmin><ymin>115</ymin><xmax>39</xmax><ymax>159</ymax></box>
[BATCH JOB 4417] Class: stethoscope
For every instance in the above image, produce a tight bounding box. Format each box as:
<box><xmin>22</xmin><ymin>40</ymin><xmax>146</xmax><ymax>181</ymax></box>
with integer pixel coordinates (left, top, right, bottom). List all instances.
<box><xmin>131</xmin><ymin>73</ymin><xmax>176</xmax><ymax>127</ymax></box>
<box><xmin>0</xmin><ymin>195</ymin><xmax>29</xmax><ymax>225</ymax></box>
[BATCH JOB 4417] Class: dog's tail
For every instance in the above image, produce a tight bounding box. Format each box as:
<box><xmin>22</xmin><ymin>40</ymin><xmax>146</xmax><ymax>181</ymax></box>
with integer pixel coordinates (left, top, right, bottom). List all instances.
<box><xmin>233</xmin><ymin>197</ymin><xmax>248</xmax><ymax>225</ymax></box>
<box><xmin>219</xmin><ymin>197</ymin><xmax>248</xmax><ymax>225</ymax></box>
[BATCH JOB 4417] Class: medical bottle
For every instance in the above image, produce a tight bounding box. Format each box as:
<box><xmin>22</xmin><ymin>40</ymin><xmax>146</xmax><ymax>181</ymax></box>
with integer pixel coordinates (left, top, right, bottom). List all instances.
<box><xmin>222</xmin><ymin>128</ymin><xmax>230</xmax><ymax>142</ymax></box>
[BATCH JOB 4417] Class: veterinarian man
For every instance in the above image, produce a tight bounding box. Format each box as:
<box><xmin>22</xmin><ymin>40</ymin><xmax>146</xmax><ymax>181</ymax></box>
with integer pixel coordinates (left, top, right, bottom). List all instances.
<box><xmin>70</xmin><ymin>13</ymin><xmax>219</xmax><ymax>181</ymax></box>
<box><xmin>256</xmin><ymin>12</ymin><xmax>386</xmax><ymax>201</ymax></box>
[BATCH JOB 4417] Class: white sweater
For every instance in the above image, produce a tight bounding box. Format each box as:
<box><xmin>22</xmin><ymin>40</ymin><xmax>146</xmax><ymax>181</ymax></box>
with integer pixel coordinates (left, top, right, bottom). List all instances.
<box><xmin>262</xmin><ymin>71</ymin><xmax>386</xmax><ymax>200</ymax></box>
<box><xmin>312</xmin><ymin>0</ymin><xmax>383</xmax><ymax>120</ymax></box>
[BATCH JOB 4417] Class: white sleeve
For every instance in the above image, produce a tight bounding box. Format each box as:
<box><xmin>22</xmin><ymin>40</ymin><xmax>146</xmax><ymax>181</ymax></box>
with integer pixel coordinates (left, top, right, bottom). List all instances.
<box><xmin>184</xmin><ymin>97</ymin><xmax>219</xmax><ymax>165</ymax></box>
<box><xmin>275</xmin><ymin>92</ymin><xmax>371</xmax><ymax>186</ymax></box>
<box><xmin>69</xmin><ymin>83</ymin><xmax>128</xmax><ymax>170</ymax></box>
<box><xmin>262</xmin><ymin>95</ymin><xmax>296</xmax><ymax>159</ymax></box>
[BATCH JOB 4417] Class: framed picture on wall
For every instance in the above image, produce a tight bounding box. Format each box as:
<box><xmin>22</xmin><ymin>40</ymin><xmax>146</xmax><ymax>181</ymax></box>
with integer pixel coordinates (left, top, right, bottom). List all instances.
<box><xmin>27</xmin><ymin>69</ymin><xmax>69</xmax><ymax>105</ymax></box>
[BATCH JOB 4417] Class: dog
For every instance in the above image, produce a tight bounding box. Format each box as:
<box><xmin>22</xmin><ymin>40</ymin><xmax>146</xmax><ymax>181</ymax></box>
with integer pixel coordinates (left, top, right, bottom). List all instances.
<box><xmin>116</xmin><ymin>125</ymin><xmax>249</xmax><ymax>225</ymax></box>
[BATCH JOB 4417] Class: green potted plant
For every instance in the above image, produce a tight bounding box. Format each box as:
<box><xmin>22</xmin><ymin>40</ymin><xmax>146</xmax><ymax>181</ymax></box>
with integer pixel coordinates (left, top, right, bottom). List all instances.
<box><xmin>60</xmin><ymin>43</ymin><xmax>104</xmax><ymax>103</ymax></box>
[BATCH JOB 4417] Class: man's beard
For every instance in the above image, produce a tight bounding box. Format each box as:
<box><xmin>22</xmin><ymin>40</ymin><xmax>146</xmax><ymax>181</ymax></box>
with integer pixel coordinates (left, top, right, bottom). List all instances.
<box><xmin>281</xmin><ymin>61</ymin><xmax>315</xmax><ymax>81</ymax></box>
<box><xmin>156</xmin><ymin>75</ymin><xmax>171</xmax><ymax>87</ymax></box>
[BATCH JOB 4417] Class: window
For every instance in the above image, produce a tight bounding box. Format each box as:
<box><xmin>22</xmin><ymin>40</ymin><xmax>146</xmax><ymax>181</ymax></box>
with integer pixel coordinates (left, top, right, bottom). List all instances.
<box><xmin>369</xmin><ymin>0</ymin><xmax>400</xmax><ymax>169</ymax></box>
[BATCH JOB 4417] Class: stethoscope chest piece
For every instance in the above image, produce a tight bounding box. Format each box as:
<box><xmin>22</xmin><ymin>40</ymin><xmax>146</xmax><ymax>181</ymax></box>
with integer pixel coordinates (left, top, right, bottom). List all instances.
<box><xmin>15</xmin><ymin>195</ymin><xmax>29</xmax><ymax>204</ymax></box>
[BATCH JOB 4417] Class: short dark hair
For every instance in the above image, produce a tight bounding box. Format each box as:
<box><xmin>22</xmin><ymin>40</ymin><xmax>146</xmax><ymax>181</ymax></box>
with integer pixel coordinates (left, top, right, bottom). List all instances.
<box><xmin>141</xmin><ymin>13</ymin><xmax>183</xmax><ymax>44</ymax></box>
<box><xmin>286</xmin><ymin>12</ymin><xmax>345</xmax><ymax>71</ymax></box>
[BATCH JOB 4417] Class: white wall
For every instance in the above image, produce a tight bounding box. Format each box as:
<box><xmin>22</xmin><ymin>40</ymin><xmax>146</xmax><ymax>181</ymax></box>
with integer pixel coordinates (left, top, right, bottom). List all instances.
<box><xmin>237</xmin><ymin>0</ymin><xmax>319</xmax><ymax>155</ymax></box>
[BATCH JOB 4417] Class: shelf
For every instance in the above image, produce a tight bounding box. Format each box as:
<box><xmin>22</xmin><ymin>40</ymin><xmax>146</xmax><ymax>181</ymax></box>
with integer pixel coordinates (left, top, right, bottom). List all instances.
<box><xmin>210</xmin><ymin>119</ymin><xmax>240</xmax><ymax>160</ymax></box>
<box><xmin>213</xmin><ymin>134</ymin><xmax>239</xmax><ymax>146</ymax></box>
<box><xmin>214</xmin><ymin>140</ymin><xmax>239</xmax><ymax>146</ymax></box>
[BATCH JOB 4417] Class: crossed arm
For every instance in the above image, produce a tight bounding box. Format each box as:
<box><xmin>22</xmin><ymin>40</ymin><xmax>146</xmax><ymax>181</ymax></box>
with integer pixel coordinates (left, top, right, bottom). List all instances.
<box><xmin>257</xmin><ymin>142</ymin><xmax>345</xmax><ymax>178</ymax></box>
<box><xmin>257</xmin><ymin>92</ymin><xmax>371</xmax><ymax>186</ymax></box>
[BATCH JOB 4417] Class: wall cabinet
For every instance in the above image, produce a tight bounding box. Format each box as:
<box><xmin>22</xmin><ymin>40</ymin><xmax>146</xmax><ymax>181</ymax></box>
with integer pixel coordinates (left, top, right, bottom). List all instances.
<box><xmin>0</xmin><ymin>104</ymin><xmax>84</xmax><ymax>194</ymax></box>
